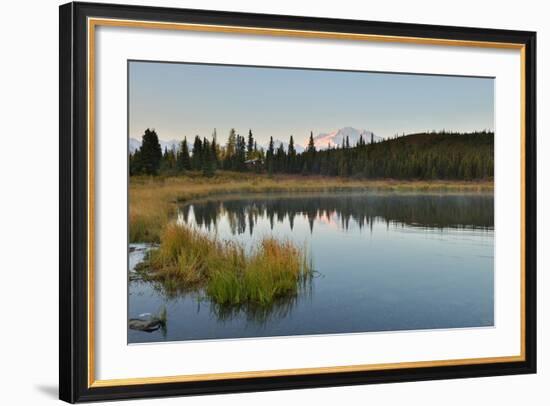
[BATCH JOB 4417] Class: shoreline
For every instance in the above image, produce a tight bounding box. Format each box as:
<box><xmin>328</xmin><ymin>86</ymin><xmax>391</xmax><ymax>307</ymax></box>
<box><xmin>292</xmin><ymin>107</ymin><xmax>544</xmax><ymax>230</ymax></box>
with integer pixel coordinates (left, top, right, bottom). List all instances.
<box><xmin>129</xmin><ymin>172</ymin><xmax>493</xmax><ymax>243</ymax></box>
<box><xmin>131</xmin><ymin>172</ymin><xmax>494</xmax><ymax>192</ymax></box>
<box><xmin>182</xmin><ymin>187</ymin><xmax>494</xmax><ymax>209</ymax></box>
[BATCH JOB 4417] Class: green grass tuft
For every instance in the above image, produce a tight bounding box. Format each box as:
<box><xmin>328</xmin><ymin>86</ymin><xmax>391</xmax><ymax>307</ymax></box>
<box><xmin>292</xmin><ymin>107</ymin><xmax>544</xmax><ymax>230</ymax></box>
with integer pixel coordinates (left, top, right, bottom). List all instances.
<box><xmin>142</xmin><ymin>223</ymin><xmax>312</xmax><ymax>307</ymax></box>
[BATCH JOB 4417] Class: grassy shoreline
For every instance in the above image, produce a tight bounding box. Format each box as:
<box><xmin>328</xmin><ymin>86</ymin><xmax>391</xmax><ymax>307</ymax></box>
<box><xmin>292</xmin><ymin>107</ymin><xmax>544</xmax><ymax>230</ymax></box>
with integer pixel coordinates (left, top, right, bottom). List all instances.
<box><xmin>137</xmin><ymin>223</ymin><xmax>312</xmax><ymax>307</ymax></box>
<box><xmin>130</xmin><ymin>171</ymin><xmax>493</xmax><ymax>242</ymax></box>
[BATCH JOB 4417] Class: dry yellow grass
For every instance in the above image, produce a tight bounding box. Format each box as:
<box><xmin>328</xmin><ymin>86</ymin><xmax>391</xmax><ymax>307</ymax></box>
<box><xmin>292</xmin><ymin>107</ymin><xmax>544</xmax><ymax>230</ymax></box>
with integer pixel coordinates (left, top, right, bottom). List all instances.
<box><xmin>139</xmin><ymin>223</ymin><xmax>312</xmax><ymax>306</ymax></box>
<box><xmin>129</xmin><ymin>171</ymin><xmax>493</xmax><ymax>242</ymax></box>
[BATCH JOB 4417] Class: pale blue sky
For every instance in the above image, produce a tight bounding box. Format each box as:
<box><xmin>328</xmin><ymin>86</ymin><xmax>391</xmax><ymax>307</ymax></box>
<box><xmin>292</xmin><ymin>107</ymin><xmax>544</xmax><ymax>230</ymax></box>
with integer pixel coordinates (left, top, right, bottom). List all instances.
<box><xmin>129</xmin><ymin>61</ymin><xmax>494</xmax><ymax>146</ymax></box>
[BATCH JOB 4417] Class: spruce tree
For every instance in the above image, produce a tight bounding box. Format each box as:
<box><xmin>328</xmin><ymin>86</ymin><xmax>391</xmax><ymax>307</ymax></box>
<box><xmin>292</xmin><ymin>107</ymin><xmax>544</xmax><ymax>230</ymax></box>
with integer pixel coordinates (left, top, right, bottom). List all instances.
<box><xmin>235</xmin><ymin>134</ymin><xmax>247</xmax><ymax>171</ymax></box>
<box><xmin>247</xmin><ymin>129</ymin><xmax>255</xmax><ymax>159</ymax></box>
<box><xmin>129</xmin><ymin>151</ymin><xmax>143</xmax><ymax>175</ymax></box>
<box><xmin>307</xmin><ymin>131</ymin><xmax>316</xmax><ymax>153</ymax></box>
<box><xmin>202</xmin><ymin>138</ymin><xmax>215</xmax><ymax>177</ymax></box>
<box><xmin>139</xmin><ymin>128</ymin><xmax>162</xmax><ymax>175</ymax></box>
<box><xmin>192</xmin><ymin>135</ymin><xmax>203</xmax><ymax>170</ymax></box>
<box><xmin>288</xmin><ymin>135</ymin><xmax>297</xmax><ymax>173</ymax></box>
<box><xmin>177</xmin><ymin>137</ymin><xmax>191</xmax><ymax>171</ymax></box>
<box><xmin>211</xmin><ymin>129</ymin><xmax>219</xmax><ymax>167</ymax></box>
<box><xmin>267</xmin><ymin>136</ymin><xmax>275</xmax><ymax>175</ymax></box>
<box><xmin>275</xmin><ymin>142</ymin><xmax>286</xmax><ymax>172</ymax></box>
<box><xmin>304</xmin><ymin>131</ymin><xmax>316</xmax><ymax>174</ymax></box>
<box><xmin>225</xmin><ymin>128</ymin><xmax>237</xmax><ymax>169</ymax></box>
<box><xmin>160</xmin><ymin>147</ymin><xmax>177</xmax><ymax>172</ymax></box>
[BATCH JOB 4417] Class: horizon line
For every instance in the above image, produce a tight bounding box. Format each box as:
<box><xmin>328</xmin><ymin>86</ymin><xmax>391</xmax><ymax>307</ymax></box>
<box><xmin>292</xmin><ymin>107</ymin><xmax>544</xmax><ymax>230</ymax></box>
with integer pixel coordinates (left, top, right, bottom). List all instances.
<box><xmin>130</xmin><ymin>127</ymin><xmax>496</xmax><ymax>145</ymax></box>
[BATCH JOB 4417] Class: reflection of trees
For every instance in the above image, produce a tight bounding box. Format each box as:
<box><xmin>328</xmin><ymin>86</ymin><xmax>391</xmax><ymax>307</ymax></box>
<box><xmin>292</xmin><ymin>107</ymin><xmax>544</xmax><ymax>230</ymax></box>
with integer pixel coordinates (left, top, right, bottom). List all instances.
<box><xmin>181</xmin><ymin>192</ymin><xmax>494</xmax><ymax>235</ymax></box>
<box><xmin>164</xmin><ymin>192</ymin><xmax>494</xmax><ymax>324</ymax></box>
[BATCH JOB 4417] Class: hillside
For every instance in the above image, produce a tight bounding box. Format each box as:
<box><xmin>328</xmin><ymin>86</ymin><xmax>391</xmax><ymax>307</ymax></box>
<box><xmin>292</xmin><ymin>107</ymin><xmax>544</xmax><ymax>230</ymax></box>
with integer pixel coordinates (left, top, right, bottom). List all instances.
<box><xmin>316</xmin><ymin>131</ymin><xmax>494</xmax><ymax>180</ymax></box>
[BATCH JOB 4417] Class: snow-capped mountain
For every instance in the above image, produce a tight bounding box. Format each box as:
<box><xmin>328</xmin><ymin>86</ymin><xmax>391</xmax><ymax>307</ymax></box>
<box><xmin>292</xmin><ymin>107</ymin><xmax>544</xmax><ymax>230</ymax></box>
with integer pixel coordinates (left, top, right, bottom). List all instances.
<box><xmin>314</xmin><ymin>127</ymin><xmax>382</xmax><ymax>149</ymax></box>
<box><xmin>129</xmin><ymin>138</ymin><xmax>183</xmax><ymax>154</ymax></box>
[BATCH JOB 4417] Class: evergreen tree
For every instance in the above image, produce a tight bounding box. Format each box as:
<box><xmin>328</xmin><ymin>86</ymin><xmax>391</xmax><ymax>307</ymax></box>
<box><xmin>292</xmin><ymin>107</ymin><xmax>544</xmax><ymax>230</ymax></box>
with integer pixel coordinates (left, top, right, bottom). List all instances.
<box><xmin>247</xmin><ymin>129</ymin><xmax>255</xmax><ymax>159</ymax></box>
<box><xmin>307</xmin><ymin>131</ymin><xmax>316</xmax><ymax>153</ymax></box>
<box><xmin>160</xmin><ymin>147</ymin><xmax>177</xmax><ymax>172</ymax></box>
<box><xmin>176</xmin><ymin>137</ymin><xmax>191</xmax><ymax>171</ymax></box>
<box><xmin>266</xmin><ymin>136</ymin><xmax>275</xmax><ymax>175</ymax></box>
<box><xmin>192</xmin><ymin>135</ymin><xmax>203</xmax><ymax>170</ymax></box>
<box><xmin>235</xmin><ymin>134</ymin><xmax>247</xmax><ymax>171</ymax></box>
<box><xmin>303</xmin><ymin>131</ymin><xmax>316</xmax><ymax>174</ymax></box>
<box><xmin>211</xmin><ymin>129</ymin><xmax>219</xmax><ymax>167</ymax></box>
<box><xmin>139</xmin><ymin>128</ymin><xmax>162</xmax><ymax>175</ymax></box>
<box><xmin>224</xmin><ymin>128</ymin><xmax>237</xmax><ymax>169</ymax></box>
<box><xmin>210</xmin><ymin>134</ymin><xmax>219</xmax><ymax>167</ymax></box>
<box><xmin>287</xmin><ymin>135</ymin><xmax>297</xmax><ymax>173</ymax></box>
<box><xmin>129</xmin><ymin>150</ymin><xmax>143</xmax><ymax>175</ymax></box>
<box><xmin>202</xmin><ymin>137</ymin><xmax>216</xmax><ymax>177</ymax></box>
<box><xmin>275</xmin><ymin>142</ymin><xmax>286</xmax><ymax>172</ymax></box>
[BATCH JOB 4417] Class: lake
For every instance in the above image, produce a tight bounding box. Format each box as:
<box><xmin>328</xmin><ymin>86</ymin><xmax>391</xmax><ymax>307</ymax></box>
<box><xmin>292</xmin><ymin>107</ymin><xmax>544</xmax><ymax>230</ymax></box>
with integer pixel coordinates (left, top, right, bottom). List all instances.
<box><xmin>128</xmin><ymin>191</ymin><xmax>494</xmax><ymax>343</ymax></box>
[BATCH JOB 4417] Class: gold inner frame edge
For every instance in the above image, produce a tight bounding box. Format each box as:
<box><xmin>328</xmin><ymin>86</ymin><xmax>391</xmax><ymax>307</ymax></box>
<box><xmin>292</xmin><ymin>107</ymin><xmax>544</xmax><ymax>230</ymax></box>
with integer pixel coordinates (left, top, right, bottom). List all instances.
<box><xmin>86</xmin><ymin>17</ymin><xmax>527</xmax><ymax>388</ymax></box>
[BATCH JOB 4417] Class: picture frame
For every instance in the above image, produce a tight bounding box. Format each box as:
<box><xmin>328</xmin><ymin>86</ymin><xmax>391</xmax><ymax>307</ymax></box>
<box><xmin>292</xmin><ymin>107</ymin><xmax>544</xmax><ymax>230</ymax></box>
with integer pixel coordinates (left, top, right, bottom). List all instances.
<box><xmin>59</xmin><ymin>1</ymin><xmax>536</xmax><ymax>403</ymax></box>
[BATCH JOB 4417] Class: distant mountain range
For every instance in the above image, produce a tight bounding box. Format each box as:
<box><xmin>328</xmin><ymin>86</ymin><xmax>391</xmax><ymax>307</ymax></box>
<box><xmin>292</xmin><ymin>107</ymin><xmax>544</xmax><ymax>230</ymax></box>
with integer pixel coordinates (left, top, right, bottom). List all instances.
<box><xmin>314</xmin><ymin>127</ymin><xmax>382</xmax><ymax>149</ymax></box>
<box><xmin>129</xmin><ymin>127</ymin><xmax>381</xmax><ymax>154</ymax></box>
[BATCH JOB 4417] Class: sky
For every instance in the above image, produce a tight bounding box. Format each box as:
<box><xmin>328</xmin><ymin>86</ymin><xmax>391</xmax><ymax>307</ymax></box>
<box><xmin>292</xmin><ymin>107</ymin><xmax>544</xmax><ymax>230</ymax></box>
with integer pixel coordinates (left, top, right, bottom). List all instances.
<box><xmin>129</xmin><ymin>61</ymin><xmax>494</xmax><ymax>147</ymax></box>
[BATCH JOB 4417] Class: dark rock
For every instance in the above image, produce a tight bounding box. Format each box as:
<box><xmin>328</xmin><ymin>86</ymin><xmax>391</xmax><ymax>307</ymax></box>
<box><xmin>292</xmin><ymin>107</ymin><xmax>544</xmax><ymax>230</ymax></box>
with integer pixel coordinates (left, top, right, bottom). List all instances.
<box><xmin>129</xmin><ymin>317</ymin><xmax>162</xmax><ymax>332</ymax></box>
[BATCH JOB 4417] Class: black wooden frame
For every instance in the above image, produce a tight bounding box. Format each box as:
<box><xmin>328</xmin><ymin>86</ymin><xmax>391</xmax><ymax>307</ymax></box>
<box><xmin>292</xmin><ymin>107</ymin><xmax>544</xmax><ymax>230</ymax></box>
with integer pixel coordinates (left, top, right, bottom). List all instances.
<box><xmin>59</xmin><ymin>1</ymin><xmax>537</xmax><ymax>403</ymax></box>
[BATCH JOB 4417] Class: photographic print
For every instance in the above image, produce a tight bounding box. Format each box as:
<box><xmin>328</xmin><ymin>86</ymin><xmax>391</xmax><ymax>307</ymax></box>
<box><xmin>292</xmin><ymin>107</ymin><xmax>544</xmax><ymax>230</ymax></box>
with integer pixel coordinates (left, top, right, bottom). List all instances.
<box><xmin>127</xmin><ymin>61</ymin><xmax>495</xmax><ymax>343</ymax></box>
<box><xmin>60</xmin><ymin>4</ymin><xmax>536</xmax><ymax>401</ymax></box>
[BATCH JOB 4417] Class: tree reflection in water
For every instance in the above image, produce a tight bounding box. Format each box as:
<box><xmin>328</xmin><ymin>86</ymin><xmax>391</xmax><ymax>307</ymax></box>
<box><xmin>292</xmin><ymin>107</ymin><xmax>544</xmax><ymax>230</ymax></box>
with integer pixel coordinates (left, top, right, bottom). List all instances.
<box><xmin>168</xmin><ymin>191</ymin><xmax>494</xmax><ymax>323</ymax></box>
<box><xmin>178</xmin><ymin>191</ymin><xmax>494</xmax><ymax>236</ymax></box>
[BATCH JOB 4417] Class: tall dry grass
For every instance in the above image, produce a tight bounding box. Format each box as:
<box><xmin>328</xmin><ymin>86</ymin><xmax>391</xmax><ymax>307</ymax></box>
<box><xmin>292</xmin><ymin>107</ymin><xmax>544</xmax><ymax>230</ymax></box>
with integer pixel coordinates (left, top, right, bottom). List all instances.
<box><xmin>143</xmin><ymin>223</ymin><xmax>312</xmax><ymax>306</ymax></box>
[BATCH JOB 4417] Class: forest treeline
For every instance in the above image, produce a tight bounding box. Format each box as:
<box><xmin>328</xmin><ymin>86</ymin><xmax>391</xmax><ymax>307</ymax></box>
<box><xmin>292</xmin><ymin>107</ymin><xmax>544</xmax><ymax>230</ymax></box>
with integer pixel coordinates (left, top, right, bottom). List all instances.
<box><xmin>129</xmin><ymin>128</ymin><xmax>494</xmax><ymax>180</ymax></box>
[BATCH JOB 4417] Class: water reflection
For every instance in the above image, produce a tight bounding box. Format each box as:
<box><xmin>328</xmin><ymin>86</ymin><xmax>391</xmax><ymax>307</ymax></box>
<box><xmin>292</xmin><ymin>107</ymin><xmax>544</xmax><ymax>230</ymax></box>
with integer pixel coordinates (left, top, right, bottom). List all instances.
<box><xmin>129</xmin><ymin>191</ymin><xmax>494</xmax><ymax>343</ymax></box>
<box><xmin>178</xmin><ymin>192</ymin><xmax>494</xmax><ymax>235</ymax></box>
<box><xmin>137</xmin><ymin>267</ymin><xmax>314</xmax><ymax>326</ymax></box>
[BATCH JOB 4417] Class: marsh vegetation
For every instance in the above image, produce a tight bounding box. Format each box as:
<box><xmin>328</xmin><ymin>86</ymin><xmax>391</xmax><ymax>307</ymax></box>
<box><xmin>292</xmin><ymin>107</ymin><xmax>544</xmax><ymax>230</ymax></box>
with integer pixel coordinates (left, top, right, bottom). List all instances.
<box><xmin>136</xmin><ymin>223</ymin><xmax>312</xmax><ymax>307</ymax></box>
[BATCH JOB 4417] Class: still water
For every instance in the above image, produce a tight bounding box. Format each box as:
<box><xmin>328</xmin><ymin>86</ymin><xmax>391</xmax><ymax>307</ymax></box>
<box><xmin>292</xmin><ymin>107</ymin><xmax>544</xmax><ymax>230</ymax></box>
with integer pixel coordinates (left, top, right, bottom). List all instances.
<box><xmin>128</xmin><ymin>191</ymin><xmax>494</xmax><ymax>343</ymax></box>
